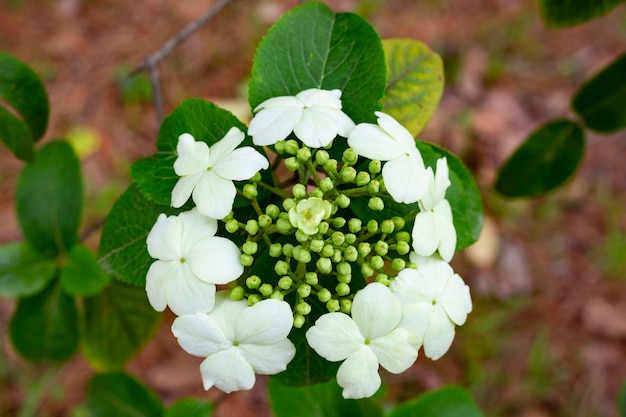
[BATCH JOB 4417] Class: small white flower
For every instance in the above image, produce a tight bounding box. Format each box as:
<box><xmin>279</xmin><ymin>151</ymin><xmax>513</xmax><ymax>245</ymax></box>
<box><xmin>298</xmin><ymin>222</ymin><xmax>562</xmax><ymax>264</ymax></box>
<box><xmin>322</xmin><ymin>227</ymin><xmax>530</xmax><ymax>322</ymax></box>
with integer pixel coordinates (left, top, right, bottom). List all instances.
<box><xmin>390</xmin><ymin>256</ymin><xmax>472</xmax><ymax>360</ymax></box>
<box><xmin>171</xmin><ymin>292</ymin><xmax>296</xmax><ymax>393</ymax></box>
<box><xmin>288</xmin><ymin>197</ymin><xmax>332</xmax><ymax>235</ymax></box>
<box><xmin>248</xmin><ymin>88</ymin><xmax>355</xmax><ymax>148</ymax></box>
<box><xmin>171</xmin><ymin>128</ymin><xmax>269</xmax><ymax>220</ymax></box>
<box><xmin>348</xmin><ymin>112</ymin><xmax>428</xmax><ymax>204</ymax></box>
<box><xmin>411</xmin><ymin>157</ymin><xmax>456</xmax><ymax>262</ymax></box>
<box><xmin>146</xmin><ymin>209</ymin><xmax>243</xmax><ymax>315</ymax></box>
<box><xmin>306</xmin><ymin>283</ymin><xmax>419</xmax><ymax>399</ymax></box>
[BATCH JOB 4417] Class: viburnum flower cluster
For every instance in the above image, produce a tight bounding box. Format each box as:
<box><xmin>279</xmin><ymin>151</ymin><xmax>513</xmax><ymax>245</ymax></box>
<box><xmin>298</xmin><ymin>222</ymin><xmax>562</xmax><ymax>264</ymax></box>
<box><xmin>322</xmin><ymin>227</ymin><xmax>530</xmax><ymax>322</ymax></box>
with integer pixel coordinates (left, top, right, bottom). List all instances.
<box><xmin>145</xmin><ymin>87</ymin><xmax>472</xmax><ymax>398</ymax></box>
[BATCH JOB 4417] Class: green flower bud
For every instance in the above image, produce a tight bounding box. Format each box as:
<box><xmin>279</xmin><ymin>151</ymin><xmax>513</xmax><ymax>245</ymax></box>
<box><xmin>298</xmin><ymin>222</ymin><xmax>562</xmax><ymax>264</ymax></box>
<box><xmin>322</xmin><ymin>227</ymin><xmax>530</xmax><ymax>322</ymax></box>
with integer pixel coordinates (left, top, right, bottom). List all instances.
<box><xmin>326</xmin><ymin>299</ymin><xmax>340</xmax><ymax>312</ymax></box>
<box><xmin>338</xmin><ymin>273</ymin><xmax>351</xmax><ymax>283</ymax></box>
<box><xmin>250</xmin><ymin>172</ymin><xmax>262</xmax><ymax>183</ymax></box>
<box><xmin>331</xmin><ymin>231</ymin><xmax>345</xmax><ymax>246</ymax></box>
<box><xmin>391</xmin><ymin>258</ymin><xmax>406</xmax><ymax>271</ymax></box>
<box><xmin>225</xmin><ymin>219</ymin><xmax>240</xmax><ymax>233</ymax></box>
<box><xmin>293</xmin><ymin>246</ymin><xmax>312</xmax><ymax>263</ymax></box>
<box><xmin>293</xmin><ymin>314</ymin><xmax>305</xmax><ymax>328</ymax></box>
<box><xmin>316</xmin><ymin>257</ymin><xmax>332</xmax><ymax>274</ymax></box>
<box><xmin>274</xmin><ymin>140</ymin><xmax>286</xmax><ymax>154</ymax></box>
<box><xmin>318</xmin><ymin>221</ymin><xmax>330</xmax><ymax>235</ymax></box>
<box><xmin>295</xmin><ymin>230</ymin><xmax>310</xmax><ymax>243</ymax></box>
<box><xmin>335</xmin><ymin>194</ymin><xmax>351</xmax><ymax>209</ymax></box>
<box><xmin>246</xmin><ymin>275</ymin><xmax>261</xmax><ymax>289</ymax></box>
<box><xmin>248</xmin><ymin>294</ymin><xmax>262</xmax><ymax>306</ymax></box>
<box><xmin>406</xmin><ymin>262</ymin><xmax>417</xmax><ymax>269</ymax></box>
<box><xmin>395</xmin><ymin>231</ymin><xmax>411</xmax><ymax>243</ymax></box>
<box><xmin>309</xmin><ymin>187</ymin><xmax>324</xmax><ymax>198</ymax></box>
<box><xmin>240</xmin><ymin>253</ymin><xmax>253</xmax><ymax>267</ymax></box>
<box><xmin>230</xmin><ymin>286</ymin><xmax>244</xmax><ymax>300</ymax></box>
<box><xmin>392</xmin><ymin>216</ymin><xmax>405</xmax><ymax>230</ymax></box>
<box><xmin>274</xmin><ymin>260</ymin><xmax>290</xmax><ymax>276</ymax></box>
<box><xmin>309</xmin><ymin>239</ymin><xmax>324</xmax><ymax>253</ymax></box>
<box><xmin>297</xmin><ymin>284</ymin><xmax>312</xmax><ymax>298</ymax></box>
<box><xmin>356</xmin><ymin>171</ymin><xmax>371</xmax><ymax>186</ymax></box>
<box><xmin>282</xmin><ymin>243</ymin><xmax>294</xmax><ymax>257</ymax></box>
<box><xmin>375</xmin><ymin>273</ymin><xmax>390</xmax><ymax>286</ymax></box>
<box><xmin>348</xmin><ymin>218</ymin><xmax>362</xmax><ymax>233</ymax></box>
<box><xmin>245</xmin><ymin>219</ymin><xmax>259</xmax><ymax>235</ymax></box>
<box><xmin>336</xmin><ymin>282</ymin><xmax>350</xmax><ymax>296</ymax></box>
<box><xmin>223</xmin><ymin>211</ymin><xmax>235</xmax><ymax>222</ymax></box>
<box><xmin>266</xmin><ymin>204</ymin><xmax>280</xmax><ymax>219</ymax></box>
<box><xmin>344</xmin><ymin>233</ymin><xmax>356</xmax><ymax>245</ymax></box>
<box><xmin>243</xmin><ymin>183</ymin><xmax>258</xmax><ymax>199</ymax></box>
<box><xmin>269</xmin><ymin>243</ymin><xmax>282</xmax><ymax>257</ymax></box>
<box><xmin>366</xmin><ymin>179</ymin><xmax>380</xmax><ymax>194</ymax></box>
<box><xmin>343</xmin><ymin>245</ymin><xmax>358</xmax><ymax>262</ymax></box>
<box><xmin>285</xmin><ymin>139</ymin><xmax>299</xmax><ymax>155</ymax></box>
<box><xmin>375</xmin><ymin>240</ymin><xmax>389</xmax><ymax>256</ymax></box>
<box><xmin>259</xmin><ymin>283</ymin><xmax>273</xmax><ymax>297</ymax></box>
<box><xmin>285</xmin><ymin>156</ymin><xmax>300</xmax><ymax>171</ymax></box>
<box><xmin>317</xmin><ymin>288</ymin><xmax>332</xmax><ymax>303</ymax></box>
<box><xmin>361</xmin><ymin>262</ymin><xmax>375</xmax><ymax>277</ymax></box>
<box><xmin>296</xmin><ymin>301</ymin><xmax>312</xmax><ymax>315</ymax></box>
<box><xmin>370</xmin><ymin>255</ymin><xmax>384</xmax><ymax>270</ymax></box>
<box><xmin>368</xmin><ymin>197</ymin><xmax>384</xmax><ymax>211</ymax></box>
<box><xmin>322</xmin><ymin>244</ymin><xmax>335</xmax><ymax>257</ymax></box>
<box><xmin>331</xmin><ymin>249</ymin><xmax>342</xmax><ymax>263</ymax></box>
<box><xmin>340</xmin><ymin>166</ymin><xmax>357</xmax><ymax>183</ymax></box>
<box><xmin>337</xmin><ymin>262</ymin><xmax>351</xmax><ymax>276</ymax></box>
<box><xmin>296</xmin><ymin>146</ymin><xmax>312</xmax><ymax>163</ymax></box>
<box><xmin>396</xmin><ymin>241</ymin><xmax>410</xmax><ymax>255</ymax></box>
<box><xmin>368</xmin><ymin>159</ymin><xmax>381</xmax><ymax>174</ymax></box>
<box><xmin>243</xmin><ymin>241</ymin><xmax>258</xmax><ymax>255</ymax></box>
<box><xmin>358</xmin><ymin>242</ymin><xmax>371</xmax><ymax>257</ymax></box>
<box><xmin>332</xmin><ymin>217</ymin><xmax>346</xmax><ymax>229</ymax></box>
<box><xmin>278</xmin><ymin>276</ymin><xmax>293</xmax><ymax>290</ymax></box>
<box><xmin>315</xmin><ymin>149</ymin><xmax>330</xmax><ymax>165</ymax></box>
<box><xmin>283</xmin><ymin>198</ymin><xmax>296</xmax><ymax>211</ymax></box>
<box><xmin>320</xmin><ymin>177</ymin><xmax>334</xmax><ymax>192</ymax></box>
<box><xmin>342</xmin><ymin>147</ymin><xmax>359</xmax><ymax>165</ymax></box>
<box><xmin>367</xmin><ymin>220</ymin><xmax>379</xmax><ymax>234</ymax></box>
<box><xmin>292</xmin><ymin>183</ymin><xmax>307</xmax><ymax>199</ymax></box>
<box><xmin>305</xmin><ymin>272</ymin><xmax>318</xmax><ymax>285</ymax></box>
<box><xmin>276</xmin><ymin>218</ymin><xmax>293</xmax><ymax>234</ymax></box>
<box><xmin>323</xmin><ymin>158</ymin><xmax>338</xmax><ymax>173</ymax></box>
<box><xmin>340</xmin><ymin>299</ymin><xmax>352</xmax><ymax>314</ymax></box>
<box><xmin>270</xmin><ymin>290</ymin><xmax>284</xmax><ymax>301</ymax></box>
<box><xmin>258</xmin><ymin>214</ymin><xmax>272</xmax><ymax>228</ymax></box>
<box><xmin>380</xmin><ymin>219</ymin><xmax>395</xmax><ymax>234</ymax></box>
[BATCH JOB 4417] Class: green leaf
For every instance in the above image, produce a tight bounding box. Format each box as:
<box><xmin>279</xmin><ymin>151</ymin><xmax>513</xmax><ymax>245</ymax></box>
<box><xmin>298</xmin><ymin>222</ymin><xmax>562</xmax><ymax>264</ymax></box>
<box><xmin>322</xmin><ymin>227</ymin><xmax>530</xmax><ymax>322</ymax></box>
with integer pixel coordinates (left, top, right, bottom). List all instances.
<box><xmin>495</xmin><ymin>119</ymin><xmax>585</xmax><ymax>197</ymax></box>
<box><xmin>389</xmin><ymin>386</ymin><xmax>485</xmax><ymax>417</ymax></box>
<box><xmin>0</xmin><ymin>52</ymin><xmax>49</xmax><ymax>160</ymax></box>
<box><xmin>9</xmin><ymin>280</ymin><xmax>79</xmax><ymax>362</ymax></box>
<box><xmin>382</xmin><ymin>38</ymin><xmax>444</xmax><ymax>136</ymax></box>
<box><xmin>0</xmin><ymin>242</ymin><xmax>57</xmax><ymax>297</ymax></box>
<box><xmin>248</xmin><ymin>2</ymin><xmax>386</xmax><ymax>125</ymax></box>
<box><xmin>86</xmin><ymin>372</ymin><xmax>163</xmax><ymax>417</ymax></box>
<box><xmin>15</xmin><ymin>140</ymin><xmax>83</xmax><ymax>256</ymax></box>
<box><xmin>417</xmin><ymin>142</ymin><xmax>484</xmax><ymax>251</ymax></box>
<box><xmin>131</xmin><ymin>98</ymin><xmax>252</xmax><ymax>206</ymax></box>
<box><xmin>60</xmin><ymin>244</ymin><xmax>111</xmax><ymax>296</ymax></box>
<box><xmin>268</xmin><ymin>378</ymin><xmax>383</xmax><ymax>417</ymax></box>
<box><xmin>98</xmin><ymin>183</ymin><xmax>177</xmax><ymax>285</ymax></box>
<box><xmin>82</xmin><ymin>280</ymin><xmax>161</xmax><ymax>371</ymax></box>
<box><xmin>539</xmin><ymin>0</ymin><xmax>626</xmax><ymax>28</ymax></box>
<box><xmin>572</xmin><ymin>53</ymin><xmax>626</xmax><ymax>133</ymax></box>
<box><xmin>165</xmin><ymin>398</ymin><xmax>214</xmax><ymax>417</ymax></box>
<box><xmin>619</xmin><ymin>380</ymin><xmax>626</xmax><ymax>417</ymax></box>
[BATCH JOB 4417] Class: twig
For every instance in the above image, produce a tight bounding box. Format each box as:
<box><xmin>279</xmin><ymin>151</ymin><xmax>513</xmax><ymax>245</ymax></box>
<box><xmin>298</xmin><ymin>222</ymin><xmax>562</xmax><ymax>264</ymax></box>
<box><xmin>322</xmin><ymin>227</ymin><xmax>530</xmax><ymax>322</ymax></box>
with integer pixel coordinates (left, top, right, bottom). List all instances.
<box><xmin>131</xmin><ymin>0</ymin><xmax>237</xmax><ymax>124</ymax></box>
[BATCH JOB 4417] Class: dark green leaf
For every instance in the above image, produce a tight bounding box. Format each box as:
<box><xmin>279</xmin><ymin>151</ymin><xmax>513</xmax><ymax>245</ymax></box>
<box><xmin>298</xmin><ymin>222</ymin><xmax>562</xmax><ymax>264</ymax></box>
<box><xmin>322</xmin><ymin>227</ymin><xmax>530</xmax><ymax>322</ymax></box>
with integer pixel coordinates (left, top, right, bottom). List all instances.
<box><xmin>165</xmin><ymin>398</ymin><xmax>214</xmax><ymax>417</ymax></box>
<box><xmin>15</xmin><ymin>140</ymin><xmax>83</xmax><ymax>256</ymax></box>
<box><xmin>0</xmin><ymin>242</ymin><xmax>57</xmax><ymax>297</ymax></box>
<box><xmin>382</xmin><ymin>39</ymin><xmax>444</xmax><ymax>136</ymax></box>
<box><xmin>60</xmin><ymin>244</ymin><xmax>111</xmax><ymax>296</ymax></box>
<box><xmin>269</xmin><ymin>378</ymin><xmax>383</xmax><ymax>417</ymax></box>
<box><xmin>495</xmin><ymin>119</ymin><xmax>585</xmax><ymax>197</ymax></box>
<box><xmin>82</xmin><ymin>280</ymin><xmax>161</xmax><ymax>371</ymax></box>
<box><xmin>9</xmin><ymin>280</ymin><xmax>79</xmax><ymax>362</ymax></box>
<box><xmin>539</xmin><ymin>0</ymin><xmax>626</xmax><ymax>28</ymax></box>
<box><xmin>130</xmin><ymin>153</ymin><xmax>178</xmax><ymax>207</ymax></box>
<box><xmin>619</xmin><ymin>380</ymin><xmax>626</xmax><ymax>417</ymax></box>
<box><xmin>248</xmin><ymin>2</ymin><xmax>386</xmax><ymax>124</ymax></box>
<box><xmin>0</xmin><ymin>52</ymin><xmax>49</xmax><ymax>160</ymax></box>
<box><xmin>98</xmin><ymin>183</ymin><xmax>177</xmax><ymax>285</ymax></box>
<box><xmin>389</xmin><ymin>386</ymin><xmax>485</xmax><ymax>417</ymax></box>
<box><xmin>572</xmin><ymin>53</ymin><xmax>626</xmax><ymax>133</ymax></box>
<box><xmin>86</xmin><ymin>372</ymin><xmax>163</xmax><ymax>417</ymax></box>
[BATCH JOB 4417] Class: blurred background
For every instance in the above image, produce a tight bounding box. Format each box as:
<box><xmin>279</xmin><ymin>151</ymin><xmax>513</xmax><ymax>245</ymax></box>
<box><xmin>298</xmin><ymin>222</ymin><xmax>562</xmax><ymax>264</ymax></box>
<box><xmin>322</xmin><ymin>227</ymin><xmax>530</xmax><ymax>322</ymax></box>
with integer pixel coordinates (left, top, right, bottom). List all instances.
<box><xmin>1</xmin><ymin>0</ymin><xmax>625</xmax><ymax>416</ymax></box>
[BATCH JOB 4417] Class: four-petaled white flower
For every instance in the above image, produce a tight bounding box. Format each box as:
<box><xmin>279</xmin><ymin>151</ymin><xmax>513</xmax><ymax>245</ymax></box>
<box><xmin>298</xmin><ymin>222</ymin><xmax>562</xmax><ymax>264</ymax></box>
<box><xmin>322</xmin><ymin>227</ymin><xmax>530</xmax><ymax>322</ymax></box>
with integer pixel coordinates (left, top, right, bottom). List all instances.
<box><xmin>288</xmin><ymin>197</ymin><xmax>332</xmax><ymax>235</ymax></box>
<box><xmin>171</xmin><ymin>128</ymin><xmax>269</xmax><ymax>220</ymax></box>
<box><xmin>171</xmin><ymin>292</ymin><xmax>296</xmax><ymax>393</ymax></box>
<box><xmin>390</xmin><ymin>255</ymin><xmax>472</xmax><ymax>360</ymax></box>
<box><xmin>306</xmin><ymin>283</ymin><xmax>419</xmax><ymax>399</ymax></box>
<box><xmin>411</xmin><ymin>157</ymin><xmax>456</xmax><ymax>262</ymax></box>
<box><xmin>348</xmin><ymin>111</ymin><xmax>428</xmax><ymax>204</ymax></box>
<box><xmin>146</xmin><ymin>209</ymin><xmax>243</xmax><ymax>315</ymax></box>
<box><xmin>248</xmin><ymin>88</ymin><xmax>355</xmax><ymax>148</ymax></box>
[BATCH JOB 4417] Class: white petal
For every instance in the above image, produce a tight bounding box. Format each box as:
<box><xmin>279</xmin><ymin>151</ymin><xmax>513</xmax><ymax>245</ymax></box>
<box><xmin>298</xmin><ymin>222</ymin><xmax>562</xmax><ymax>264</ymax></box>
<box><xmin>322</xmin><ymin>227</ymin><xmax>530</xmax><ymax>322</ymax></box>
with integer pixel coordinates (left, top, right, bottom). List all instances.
<box><xmin>351</xmin><ymin>283</ymin><xmax>401</xmax><ymax>340</ymax></box>
<box><xmin>187</xmin><ymin>236</ymin><xmax>243</xmax><ymax>284</ymax></box>
<box><xmin>208</xmin><ymin>292</ymin><xmax>248</xmax><ymax>342</ymax></box>
<box><xmin>192</xmin><ymin>172</ymin><xmax>236</xmax><ymax>220</ymax></box>
<box><xmin>439</xmin><ymin>273</ymin><xmax>472</xmax><ymax>325</ymax></box>
<box><xmin>417</xmin><ymin>167</ymin><xmax>436</xmax><ymax>211</ymax></box>
<box><xmin>212</xmin><ymin>147</ymin><xmax>269</xmax><ymax>181</ymax></box>
<box><xmin>389</xmin><ymin>267</ymin><xmax>420</xmax><ymax>305</ymax></box>
<box><xmin>248</xmin><ymin>106</ymin><xmax>302</xmax><ymax>146</ymax></box>
<box><xmin>145</xmin><ymin>260</ymin><xmax>178</xmax><ymax>312</ymax></box>
<box><xmin>382</xmin><ymin>156</ymin><xmax>428</xmax><ymax>204</ymax></box>
<box><xmin>375</xmin><ymin>112</ymin><xmax>416</xmax><ymax>151</ymax></box>
<box><xmin>171</xmin><ymin>172</ymin><xmax>203</xmax><ymax>208</ymax></box>
<box><xmin>178</xmin><ymin>209</ymin><xmax>218</xmax><ymax>254</ymax></box>
<box><xmin>239</xmin><ymin>339</ymin><xmax>296</xmax><ymax>375</ymax></box>
<box><xmin>236</xmin><ymin>299</ymin><xmax>293</xmax><ymax>344</ymax></box>
<box><xmin>199</xmin><ymin>347</ymin><xmax>256</xmax><ymax>393</ymax></box>
<box><xmin>306</xmin><ymin>313</ymin><xmax>364</xmax><ymax>361</ymax></box>
<box><xmin>423</xmin><ymin>307</ymin><xmax>456</xmax><ymax>360</ymax></box>
<box><xmin>171</xmin><ymin>313</ymin><xmax>230</xmax><ymax>357</ymax></box>
<box><xmin>146</xmin><ymin>214</ymin><xmax>181</xmax><ymax>260</ymax></box>
<box><xmin>165</xmin><ymin>263</ymin><xmax>217</xmax><ymax>315</ymax></box>
<box><xmin>433</xmin><ymin>199</ymin><xmax>453</xmax><ymax>221</ymax></box>
<box><xmin>293</xmin><ymin>108</ymin><xmax>341</xmax><ymax>148</ymax></box>
<box><xmin>433</xmin><ymin>157</ymin><xmax>451</xmax><ymax>203</ymax></box>
<box><xmin>435</xmin><ymin>213</ymin><xmax>457</xmax><ymax>262</ymax></box>
<box><xmin>254</xmin><ymin>95</ymin><xmax>302</xmax><ymax>111</ymax></box>
<box><xmin>370</xmin><ymin>328</ymin><xmax>418</xmax><ymax>374</ymax></box>
<box><xmin>174</xmin><ymin>134</ymin><xmax>210</xmax><ymax>176</ymax></box>
<box><xmin>398</xmin><ymin>303</ymin><xmax>434</xmax><ymax>339</ymax></box>
<box><xmin>296</xmin><ymin>88</ymin><xmax>342</xmax><ymax>109</ymax></box>
<box><xmin>411</xmin><ymin>211</ymin><xmax>439</xmax><ymax>258</ymax></box>
<box><xmin>347</xmin><ymin>123</ymin><xmax>404</xmax><ymax>161</ymax></box>
<box><xmin>409</xmin><ymin>252</ymin><xmax>448</xmax><ymax>269</ymax></box>
<box><xmin>207</xmin><ymin>127</ymin><xmax>245</xmax><ymax>167</ymax></box>
<box><xmin>336</xmin><ymin>347</ymin><xmax>381</xmax><ymax>399</ymax></box>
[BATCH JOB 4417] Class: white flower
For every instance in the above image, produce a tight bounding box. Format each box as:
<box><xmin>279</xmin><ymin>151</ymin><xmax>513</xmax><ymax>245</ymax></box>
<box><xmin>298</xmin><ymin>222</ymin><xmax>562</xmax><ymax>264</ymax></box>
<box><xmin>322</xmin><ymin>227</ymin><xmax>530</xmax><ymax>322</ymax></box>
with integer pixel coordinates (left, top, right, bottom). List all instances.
<box><xmin>171</xmin><ymin>292</ymin><xmax>296</xmax><ymax>393</ymax></box>
<box><xmin>411</xmin><ymin>157</ymin><xmax>456</xmax><ymax>262</ymax></box>
<box><xmin>171</xmin><ymin>128</ymin><xmax>269</xmax><ymax>220</ymax></box>
<box><xmin>347</xmin><ymin>111</ymin><xmax>428</xmax><ymax>204</ymax></box>
<box><xmin>390</xmin><ymin>256</ymin><xmax>472</xmax><ymax>360</ymax></box>
<box><xmin>248</xmin><ymin>88</ymin><xmax>355</xmax><ymax>148</ymax></box>
<box><xmin>306</xmin><ymin>283</ymin><xmax>419</xmax><ymax>399</ymax></box>
<box><xmin>288</xmin><ymin>197</ymin><xmax>332</xmax><ymax>235</ymax></box>
<box><xmin>146</xmin><ymin>209</ymin><xmax>243</xmax><ymax>315</ymax></box>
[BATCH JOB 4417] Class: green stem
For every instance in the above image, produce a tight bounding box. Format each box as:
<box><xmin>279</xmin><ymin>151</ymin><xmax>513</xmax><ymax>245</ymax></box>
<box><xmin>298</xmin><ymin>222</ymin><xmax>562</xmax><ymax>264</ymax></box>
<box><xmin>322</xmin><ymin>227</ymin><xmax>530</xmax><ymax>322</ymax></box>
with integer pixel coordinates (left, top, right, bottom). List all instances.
<box><xmin>19</xmin><ymin>366</ymin><xmax>58</xmax><ymax>417</ymax></box>
<box><xmin>257</xmin><ymin>181</ymin><xmax>291</xmax><ymax>199</ymax></box>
